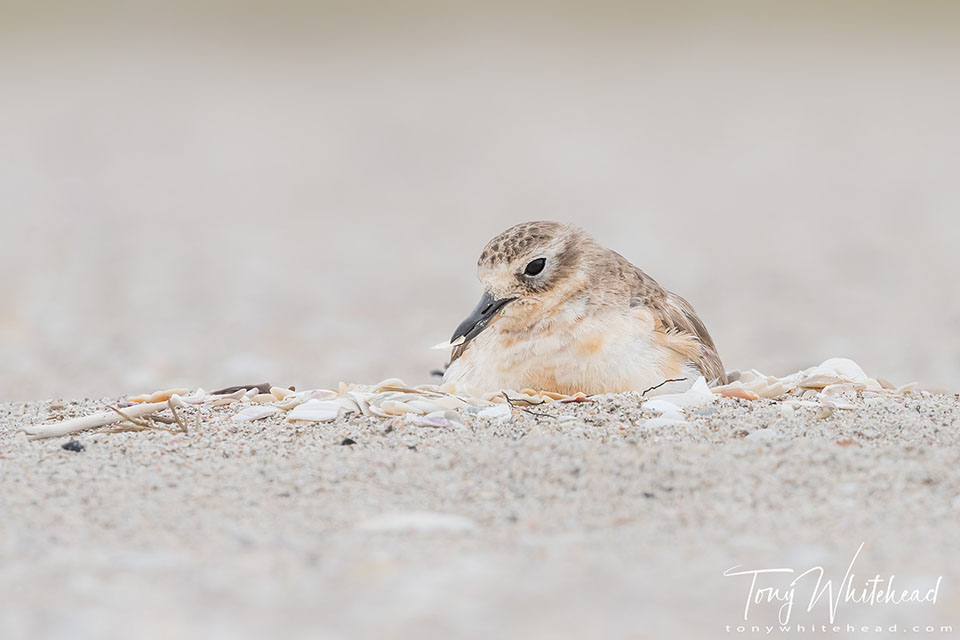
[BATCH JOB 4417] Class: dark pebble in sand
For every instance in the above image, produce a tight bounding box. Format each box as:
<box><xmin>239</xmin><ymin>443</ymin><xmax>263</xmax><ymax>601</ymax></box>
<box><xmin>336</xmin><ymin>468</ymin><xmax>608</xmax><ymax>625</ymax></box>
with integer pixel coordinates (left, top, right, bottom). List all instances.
<box><xmin>341</xmin><ymin>438</ymin><xmax>357</xmax><ymax>446</ymax></box>
<box><xmin>61</xmin><ymin>440</ymin><xmax>85</xmax><ymax>452</ymax></box>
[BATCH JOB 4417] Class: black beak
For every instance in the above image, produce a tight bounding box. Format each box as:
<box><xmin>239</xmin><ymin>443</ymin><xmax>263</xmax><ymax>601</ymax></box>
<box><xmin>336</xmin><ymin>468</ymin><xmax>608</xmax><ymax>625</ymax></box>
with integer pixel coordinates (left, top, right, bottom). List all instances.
<box><xmin>451</xmin><ymin>292</ymin><xmax>515</xmax><ymax>346</ymax></box>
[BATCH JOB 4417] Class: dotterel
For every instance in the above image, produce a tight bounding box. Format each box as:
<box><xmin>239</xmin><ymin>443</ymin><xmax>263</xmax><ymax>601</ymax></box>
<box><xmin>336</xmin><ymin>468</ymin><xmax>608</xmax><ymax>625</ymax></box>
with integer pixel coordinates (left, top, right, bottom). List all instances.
<box><xmin>438</xmin><ymin>221</ymin><xmax>726</xmax><ymax>396</ymax></box>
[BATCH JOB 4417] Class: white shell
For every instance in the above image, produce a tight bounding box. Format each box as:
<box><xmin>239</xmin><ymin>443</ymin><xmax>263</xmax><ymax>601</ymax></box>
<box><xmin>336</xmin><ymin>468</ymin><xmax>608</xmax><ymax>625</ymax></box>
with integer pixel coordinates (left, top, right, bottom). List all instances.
<box><xmin>800</xmin><ymin>358</ymin><xmax>878</xmax><ymax>389</ymax></box>
<box><xmin>406</xmin><ymin>400</ymin><xmax>442</xmax><ymax>414</ymax></box>
<box><xmin>286</xmin><ymin>399</ymin><xmax>340</xmax><ymax>422</ymax></box>
<box><xmin>179</xmin><ymin>388</ymin><xmax>213</xmax><ymax>404</ymax></box>
<box><xmin>337</xmin><ymin>397</ymin><xmax>361</xmax><ymax>415</ymax></box>
<box><xmin>304</xmin><ymin>389</ymin><xmax>338</xmax><ymax>401</ymax></box>
<box><xmin>477</xmin><ymin>404</ymin><xmax>511</xmax><ymax>420</ymax></box>
<box><xmin>645</xmin><ymin>376</ymin><xmax>715</xmax><ymax>409</ymax></box>
<box><xmin>428</xmin><ymin>395</ymin><xmax>469</xmax><ymax>410</ymax></box>
<box><xmin>640</xmin><ymin>399</ymin><xmax>685</xmax><ymax>417</ymax></box>
<box><xmin>348</xmin><ymin>391</ymin><xmax>371</xmax><ymax>415</ymax></box>
<box><xmin>373</xmin><ymin>377</ymin><xmax>407</xmax><ymax>390</ymax></box>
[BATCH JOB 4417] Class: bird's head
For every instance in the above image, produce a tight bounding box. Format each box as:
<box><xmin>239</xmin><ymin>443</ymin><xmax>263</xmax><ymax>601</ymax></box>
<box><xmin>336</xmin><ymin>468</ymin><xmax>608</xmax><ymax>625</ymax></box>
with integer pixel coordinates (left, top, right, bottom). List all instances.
<box><xmin>447</xmin><ymin>221</ymin><xmax>596</xmax><ymax>347</ymax></box>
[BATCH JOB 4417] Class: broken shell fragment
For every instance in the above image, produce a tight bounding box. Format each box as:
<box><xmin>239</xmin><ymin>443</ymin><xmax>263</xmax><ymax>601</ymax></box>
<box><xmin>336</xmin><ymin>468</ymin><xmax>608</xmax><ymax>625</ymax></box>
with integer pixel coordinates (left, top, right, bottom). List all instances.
<box><xmin>373</xmin><ymin>378</ymin><xmax>407</xmax><ymax>390</ymax></box>
<box><xmin>720</xmin><ymin>387</ymin><xmax>760</xmax><ymax>401</ymax></box>
<box><xmin>430</xmin><ymin>336</ymin><xmax>466</xmax><ymax>350</ymax></box>
<box><xmin>379</xmin><ymin>400</ymin><xmax>420</xmax><ymax>416</ymax></box>
<box><xmin>347</xmin><ymin>391</ymin><xmax>371</xmax><ymax>415</ymax></box>
<box><xmin>405</xmin><ymin>411</ymin><xmax>453</xmax><ymax>428</ymax></box>
<box><xmin>270</xmin><ymin>387</ymin><xmax>295</xmax><ymax>400</ymax></box>
<box><xmin>128</xmin><ymin>388</ymin><xmax>190</xmax><ymax>403</ymax></box>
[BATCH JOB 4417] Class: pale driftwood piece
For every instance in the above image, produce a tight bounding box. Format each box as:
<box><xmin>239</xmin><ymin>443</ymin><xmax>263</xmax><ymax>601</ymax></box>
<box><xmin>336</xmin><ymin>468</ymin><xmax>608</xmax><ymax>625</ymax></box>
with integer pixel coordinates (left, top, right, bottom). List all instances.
<box><xmin>22</xmin><ymin>401</ymin><xmax>170</xmax><ymax>440</ymax></box>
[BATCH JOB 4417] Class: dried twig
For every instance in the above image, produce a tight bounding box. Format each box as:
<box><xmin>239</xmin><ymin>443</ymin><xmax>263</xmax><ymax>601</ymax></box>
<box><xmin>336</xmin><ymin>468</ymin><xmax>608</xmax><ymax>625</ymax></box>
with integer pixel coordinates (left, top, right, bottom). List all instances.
<box><xmin>502</xmin><ymin>393</ymin><xmax>557</xmax><ymax>419</ymax></box>
<box><xmin>106</xmin><ymin>405</ymin><xmax>157</xmax><ymax>429</ymax></box>
<box><xmin>101</xmin><ymin>423</ymin><xmax>150</xmax><ymax>434</ymax></box>
<box><xmin>641</xmin><ymin>378</ymin><xmax>686</xmax><ymax>398</ymax></box>
<box><xmin>104</xmin><ymin>405</ymin><xmax>186</xmax><ymax>434</ymax></box>
<box><xmin>168</xmin><ymin>398</ymin><xmax>189</xmax><ymax>434</ymax></box>
<box><xmin>499</xmin><ymin>394</ymin><xmax>547</xmax><ymax>406</ymax></box>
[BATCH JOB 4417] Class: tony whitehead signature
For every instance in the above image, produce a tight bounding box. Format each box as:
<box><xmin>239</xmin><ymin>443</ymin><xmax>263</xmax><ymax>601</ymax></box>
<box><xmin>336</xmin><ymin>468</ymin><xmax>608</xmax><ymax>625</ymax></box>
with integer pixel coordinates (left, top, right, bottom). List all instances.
<box><xmin>723</xmin><ymin>543</ymin><xmax>943</xmax><ymax>624</ymax></box>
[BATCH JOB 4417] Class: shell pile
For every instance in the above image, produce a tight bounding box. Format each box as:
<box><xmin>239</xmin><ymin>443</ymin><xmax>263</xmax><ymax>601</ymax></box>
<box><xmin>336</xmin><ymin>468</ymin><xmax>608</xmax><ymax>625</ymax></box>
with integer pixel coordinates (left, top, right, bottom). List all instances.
<box><xmin>625</xmin><ymin>358</ymin><xmax>923</xmax><ymax>430</ymax></box>
<box><xmin>126</xmin><ymin>379</ymin><xmax>556</xmax><ymax>429</ymax></box>
<box><xmin>122</xmin><ymin>358</ymin><xmax>919</xmax><ymax>428</ymax></box>
<box><xmin>24</xmin><ymin>357</ymin><xmax>924</xmax><ymax>440</ymax></box>
<box><xmin>712</xmin><ymin>357</ymin><xmax>918</xmax><ymax>406</ymax></box>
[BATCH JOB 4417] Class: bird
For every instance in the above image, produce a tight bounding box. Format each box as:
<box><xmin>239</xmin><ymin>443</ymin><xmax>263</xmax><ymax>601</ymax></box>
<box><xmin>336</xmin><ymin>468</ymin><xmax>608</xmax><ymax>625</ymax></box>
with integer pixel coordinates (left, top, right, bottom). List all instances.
<box><xmin>438</xmin><ymin>221</ymin><xmax>726</xmax><ymax>396</ymax></box>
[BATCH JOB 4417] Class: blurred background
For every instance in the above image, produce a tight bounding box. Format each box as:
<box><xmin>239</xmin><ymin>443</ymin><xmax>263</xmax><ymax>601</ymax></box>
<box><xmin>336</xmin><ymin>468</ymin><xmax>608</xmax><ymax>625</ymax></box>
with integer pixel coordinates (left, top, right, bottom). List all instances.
<box><xmin>1</xmin><ymin>0</ymin><xmax>958</xmax><ymax>401</ymax></box>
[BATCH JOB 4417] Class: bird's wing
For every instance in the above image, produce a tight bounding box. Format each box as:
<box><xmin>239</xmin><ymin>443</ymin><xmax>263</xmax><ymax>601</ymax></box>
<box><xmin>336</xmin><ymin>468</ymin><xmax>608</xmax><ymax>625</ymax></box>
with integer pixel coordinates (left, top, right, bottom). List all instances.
<box><xmin>628</xmin><ymin>265</ymin><xmax>728</xmax><ymax>384</ymax></box>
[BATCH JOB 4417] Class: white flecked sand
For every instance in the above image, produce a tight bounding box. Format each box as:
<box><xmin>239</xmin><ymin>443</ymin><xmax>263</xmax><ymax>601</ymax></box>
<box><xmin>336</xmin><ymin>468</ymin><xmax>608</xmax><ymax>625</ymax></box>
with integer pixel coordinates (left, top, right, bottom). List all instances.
<box><xmin>2</xmin><ymin>390</ymin><xmax>958</xmax><ymax>639</ymax></box>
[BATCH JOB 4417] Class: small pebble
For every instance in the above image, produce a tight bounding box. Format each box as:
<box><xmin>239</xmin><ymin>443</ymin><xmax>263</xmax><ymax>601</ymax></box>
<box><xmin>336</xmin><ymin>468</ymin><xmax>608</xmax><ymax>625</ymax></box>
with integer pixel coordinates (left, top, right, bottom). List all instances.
<box><xmin>815</xmin><ymin>406</ymin><xmax>835</xmax><ymax>421</ymax></box>
<box><xmin>341</xmin><ymin>438</ymin><xmax>357</xmax><ymax>446</ymax></box>
<box><xmin>61</xmin><ymin>440</ymin><xmax>85</xmax><ymax>452</ymax></box>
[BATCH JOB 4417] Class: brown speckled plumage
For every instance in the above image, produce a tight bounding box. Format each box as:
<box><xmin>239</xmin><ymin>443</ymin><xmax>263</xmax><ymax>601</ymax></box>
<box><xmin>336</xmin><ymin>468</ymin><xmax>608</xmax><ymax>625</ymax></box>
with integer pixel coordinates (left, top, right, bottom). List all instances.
<box><xmin>477</xmin><ymin>221</ymin><xmax>564</xmax><ymax>268</ymax></box>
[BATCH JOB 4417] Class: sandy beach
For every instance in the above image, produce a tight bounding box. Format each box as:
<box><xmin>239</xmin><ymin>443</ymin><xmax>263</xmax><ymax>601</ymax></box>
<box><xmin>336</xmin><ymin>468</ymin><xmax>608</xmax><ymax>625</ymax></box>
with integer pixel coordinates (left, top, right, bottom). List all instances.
<box><xmin>2</xmin><ymin>386</ymin><xmax>958</xmax><ymax>638</ymax></box>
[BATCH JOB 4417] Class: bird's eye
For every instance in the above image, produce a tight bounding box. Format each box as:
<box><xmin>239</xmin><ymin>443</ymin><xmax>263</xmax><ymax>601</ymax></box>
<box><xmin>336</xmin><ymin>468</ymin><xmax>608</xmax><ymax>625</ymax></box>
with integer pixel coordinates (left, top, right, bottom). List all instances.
<box><xmin>524</xmin><ymin>258</ymin><xmax>546</xmax><ymax>276</ymax></box>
